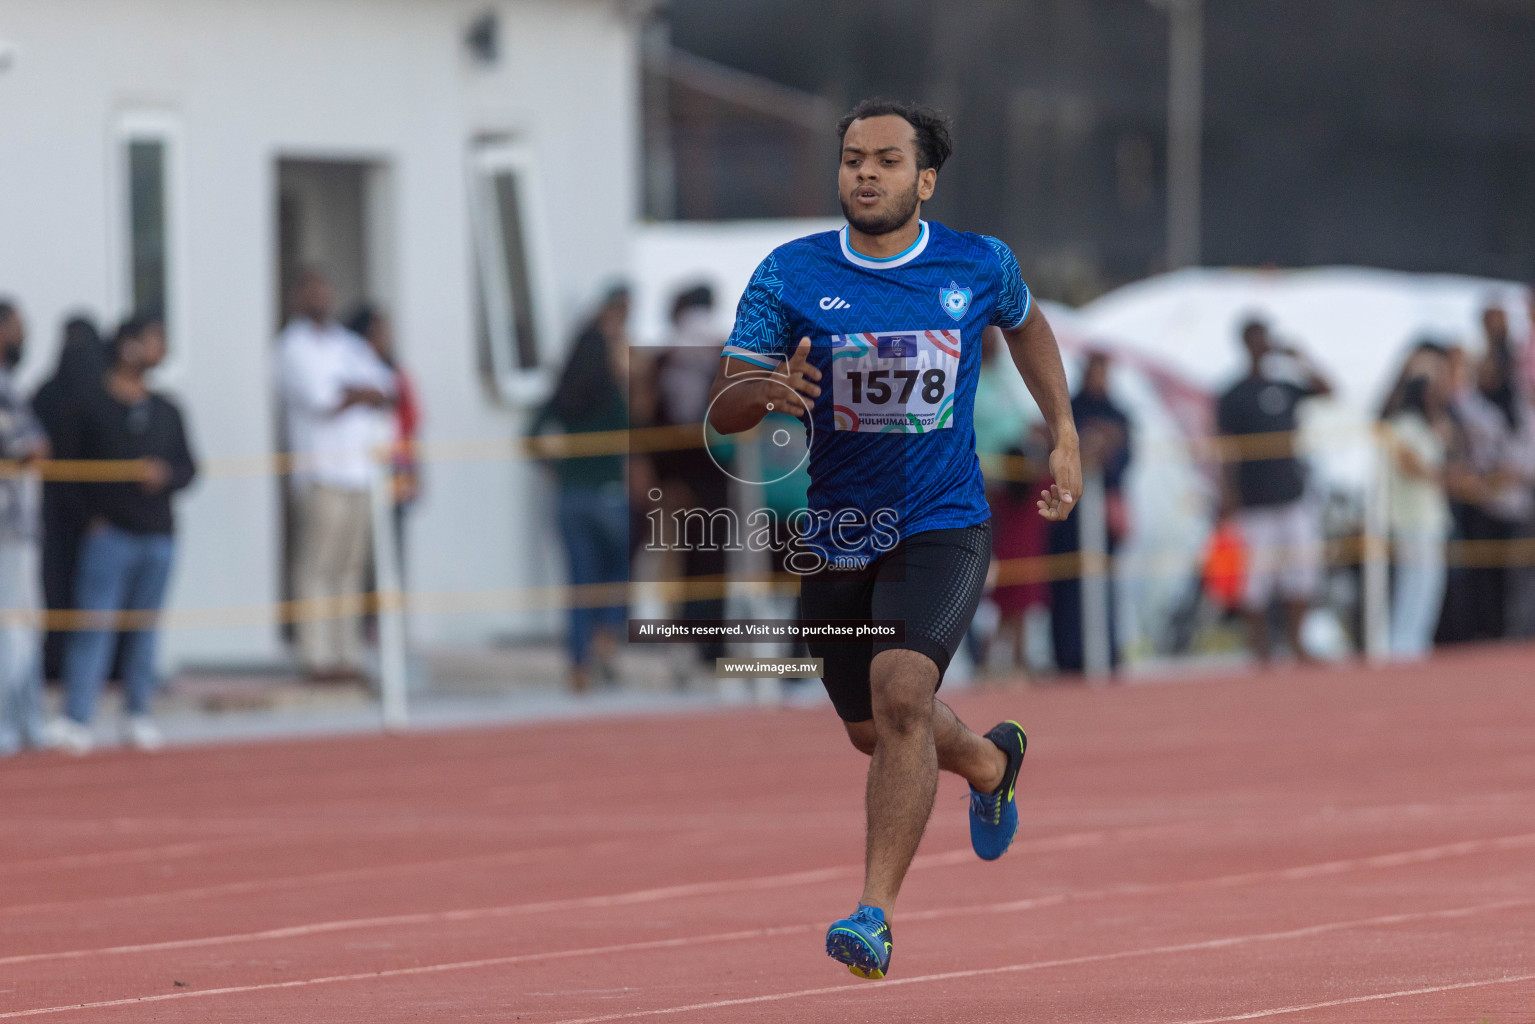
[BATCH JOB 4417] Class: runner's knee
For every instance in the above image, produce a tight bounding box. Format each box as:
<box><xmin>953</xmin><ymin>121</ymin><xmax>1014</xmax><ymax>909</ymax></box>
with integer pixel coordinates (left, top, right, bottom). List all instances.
<box><xmin>844</xmin><ymin>719</ymin><xmax>877</xmax><ymax>755</ymax></box>
<box><xmin>870</xmin><ymin>650</ymin><xmax>937</xmax><ymax>733</ymax></box>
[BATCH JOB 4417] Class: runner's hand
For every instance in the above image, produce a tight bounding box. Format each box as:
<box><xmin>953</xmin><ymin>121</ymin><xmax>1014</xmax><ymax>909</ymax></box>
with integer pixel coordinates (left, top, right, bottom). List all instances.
<box><xmin>769</xmin><ymin>337</ymin><xmax>822</xmax><ymax>417</ymax></box>
<box><xmin>1038</xmin><ymin>444</ymin><xmax>1081</xmax><ymax>521</ymax></box>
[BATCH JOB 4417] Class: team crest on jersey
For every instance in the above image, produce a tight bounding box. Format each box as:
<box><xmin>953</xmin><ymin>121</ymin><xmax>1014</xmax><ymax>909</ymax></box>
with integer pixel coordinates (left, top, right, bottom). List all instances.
<box><xmin>939</xmin><ymin>282</ymin><xmax>972</xmax><ymax>321</ymax></box>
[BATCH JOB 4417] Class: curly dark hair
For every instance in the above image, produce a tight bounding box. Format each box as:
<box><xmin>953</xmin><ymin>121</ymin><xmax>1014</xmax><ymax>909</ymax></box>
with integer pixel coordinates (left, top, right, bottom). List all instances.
<box><xmin>836</xmin><ymin>98</ymin><xmax>954</xmax><ymax>172</ymax></box>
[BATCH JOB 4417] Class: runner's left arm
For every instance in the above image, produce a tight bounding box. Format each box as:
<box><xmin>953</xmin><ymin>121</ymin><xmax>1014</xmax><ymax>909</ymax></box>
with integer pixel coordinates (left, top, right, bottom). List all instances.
<box><xmin>1001</xmin><ymin>304</ymin><xmax>1081</xmax><ymax>521</ymax></box>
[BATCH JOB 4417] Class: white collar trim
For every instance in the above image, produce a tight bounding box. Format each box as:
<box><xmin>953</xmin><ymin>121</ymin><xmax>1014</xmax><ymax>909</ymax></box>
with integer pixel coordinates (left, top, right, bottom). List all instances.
<box><xmin>839</xmin><ymin>220</ymin><xmax>929</xmax><ymax>270</ymax></box>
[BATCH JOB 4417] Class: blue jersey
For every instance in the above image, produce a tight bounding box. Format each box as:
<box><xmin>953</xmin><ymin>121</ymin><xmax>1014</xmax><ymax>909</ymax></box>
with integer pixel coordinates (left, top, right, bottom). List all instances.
<box><xmin>723</xmin><ymin>220</ymin><xmax>1031</xmax><ymax>564</ymax></box>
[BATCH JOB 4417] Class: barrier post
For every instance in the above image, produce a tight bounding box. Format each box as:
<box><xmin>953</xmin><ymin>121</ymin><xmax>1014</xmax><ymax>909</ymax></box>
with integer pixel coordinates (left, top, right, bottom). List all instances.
<box><xmin>725</xmin><ymin>425</ymin><xmax>777</xmax><ymax>704</ymax></box>
<box><xmin>1080</xmin><ymin>465</ymin><xmax>1113</xmax><ymax>678</ymax></box>
<box><xmin>370</xmin><ymin>457</ymin><xmax>410</xmax><ymax>729</ymax></box>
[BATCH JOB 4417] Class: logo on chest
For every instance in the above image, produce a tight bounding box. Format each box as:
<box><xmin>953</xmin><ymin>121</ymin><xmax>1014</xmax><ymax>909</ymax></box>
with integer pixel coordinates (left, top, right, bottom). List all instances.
<box><xmin>939</xmin><ymin>281</ymin><xmax>972</xmax><ymax>321</ymax></box>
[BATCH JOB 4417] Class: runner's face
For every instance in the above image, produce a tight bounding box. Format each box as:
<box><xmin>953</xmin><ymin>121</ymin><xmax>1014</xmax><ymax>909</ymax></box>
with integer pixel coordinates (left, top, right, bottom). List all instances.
<box><xmin>838</xmin><ymin>116</ymin><xmax>936</xmax><ymax>237</ymax></box>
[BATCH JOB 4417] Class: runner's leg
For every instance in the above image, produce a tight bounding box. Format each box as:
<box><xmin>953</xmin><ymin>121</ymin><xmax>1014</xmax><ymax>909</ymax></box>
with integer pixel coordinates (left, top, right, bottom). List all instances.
<box><xmin>843</xmin><ymin>700</ymin><xmax>1005</xmax><ymax>792</ymax></box>
<box><xmin>859</xmin><ymin>648</ymin><xmax>939</xmax><ymax>912</ymax></box>
<box><xmin>933</xmin><ymin>698</ymin><xmax>1006</xmax><ymax>791</ymax></box>
<box><xmin>859</xmin><ymin>523</ymin><xmax>999</xmax><ymax>910</ymax></box>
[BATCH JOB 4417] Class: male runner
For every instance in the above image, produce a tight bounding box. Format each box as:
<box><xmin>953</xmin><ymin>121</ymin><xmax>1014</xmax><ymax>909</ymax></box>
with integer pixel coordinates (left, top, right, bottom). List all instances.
<box><xmin>707</xmin><ymin>99</ymin><xmax>1081</xmax><ymax>980</ymax></box>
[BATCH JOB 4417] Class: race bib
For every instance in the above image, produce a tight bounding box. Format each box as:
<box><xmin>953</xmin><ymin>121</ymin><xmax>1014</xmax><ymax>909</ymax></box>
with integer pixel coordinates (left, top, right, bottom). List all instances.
<box><xmin>830</xmin><ymin>330</ymin><xmax>960</xmax><ymax>433</ymax></box>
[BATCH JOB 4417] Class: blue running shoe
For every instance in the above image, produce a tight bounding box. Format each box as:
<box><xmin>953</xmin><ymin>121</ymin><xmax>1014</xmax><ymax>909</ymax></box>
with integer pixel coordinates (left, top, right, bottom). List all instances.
<box><xmin>825</xmin><ymin>904</ymin><xmax>892</xmax><ymax>979</ymax></box>
<box><xmin>969</xmin><ymin>720</ymin><xmax>1027</xmax><ymax>861</ymax></box>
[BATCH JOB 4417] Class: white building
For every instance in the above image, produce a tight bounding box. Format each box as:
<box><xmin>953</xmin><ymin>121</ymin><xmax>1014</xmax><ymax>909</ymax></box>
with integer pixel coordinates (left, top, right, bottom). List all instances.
<box><xmin>0</xmin><ymin>0</ymin><xmax>645</xmax><ymax>667</ymax></box>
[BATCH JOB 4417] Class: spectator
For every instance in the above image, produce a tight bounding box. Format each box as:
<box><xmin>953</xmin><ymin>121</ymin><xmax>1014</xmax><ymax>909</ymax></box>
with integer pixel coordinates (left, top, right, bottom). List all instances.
<box><xmin>1380</xmin><ymin>339</ymin><xmax>1451</xmax><ymax>422</ymax></box>
<box><xmin>1450</xmin><ymin>308</ymin><xmax>1535</xmax><ymax>639</ymax></box>
<box><xmin>1436</xmin><ymin>344</ymin><xmax>1488</xmax><ymax>644</ymax></box>
<box><xmin>32</xmin><ymin>315</ymin><xmax>108</xmax><ymax>681</ymax></box>
<box><xmin>973</xmin><ymin>327</ymin><xmax>1045</xmax><ymax>674</ymax></box>
<box><xmin>1216</xmin><ymin>318</ymin><xmax>1333</xmax><ymax>663</ymax></box>
<box><xmin>1382</xmin><ymin>373</ymin><xmax>1452</xmax><ymax>658</ymax></box>
<box><xmin>51</xmin><ymin>312</ymin><xmax>196</xmax><ymax>754</ymax></box>
<box><xmin>649</xmin><ymin>284</ymin><xmax>730</xmax><ymax>682</ymax></box>
<box><xmin>0</xmin><ymin>301</ymin><xmax>51</xmax><ymax>754</ymax></box>
<box><xmin>1049</xmin><ymin>351</ymin><xmax>1131</xmax><ymax>674</ymax></box>
<box><xmin>278</xmin><ymin>269</ymin><xmax>395</xmax><ymax>682</ymax></box>
<box><xmin>345</xmin><ymin>303</ymin><xmax>420</xmax><ymax>573</ymax></box>
<box><xmin>529</xmin><ymin>287</ymin><xmax>631</xmax><ymax>693</ymax></box>
<box><xmin>1526</xmin><ymin>292</ymin><xmax>1535</xmax><ymax>399</ymax></box>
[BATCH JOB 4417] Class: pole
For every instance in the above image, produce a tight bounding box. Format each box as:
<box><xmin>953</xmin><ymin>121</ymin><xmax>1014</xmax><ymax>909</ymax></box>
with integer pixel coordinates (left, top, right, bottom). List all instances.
<box><xmin>1080</xmin><ymin>466</ymin><xmax>1113</xmax><ymax>678</ymax></box>
<box><xmin>370</xmin><ymin>457</ymin><xmax>409</xmax><ymax>729</ymax></box>
<box><xmin>641</xmin><ymin>19</ymin><xmax>677</xmax><ymax>221</ymax></box>
<box><xmin>1362</xmin><ymin>429</ymin><xmax>1391</xmax><ymax>662</ymax></box>
<box><xmin>1164</xmin><ymin>0</ymin><xmax>1203</xmax><ymax>269</ymax></box>
<box><xmin>726</xmin><ymin>426</ymin><xmax>778</xmax><ymax>704</ymax></box>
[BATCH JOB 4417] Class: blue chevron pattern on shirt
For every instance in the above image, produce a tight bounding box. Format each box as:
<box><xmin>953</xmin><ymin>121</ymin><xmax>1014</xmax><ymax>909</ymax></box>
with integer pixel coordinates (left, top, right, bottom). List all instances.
<box><xmin>723</xmin><ymin>220</ymin><xmax>1033</xmax><ymax>562</ymax></box>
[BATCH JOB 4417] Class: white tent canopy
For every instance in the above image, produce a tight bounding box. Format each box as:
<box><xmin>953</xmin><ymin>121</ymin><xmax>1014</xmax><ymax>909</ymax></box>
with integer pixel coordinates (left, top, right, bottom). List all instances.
<box><xmin>1071</xmin><ymin>267</ymin><xmax>1530</xmax><ymax>658</ymax></box>
<box><xmin>630</xmin><ymin>226</ymin><xmax>1533</xmax><ymax>660</ymax></box>
<box><xmin>1074</xmin><ymin>266</ymin><xmax>1530</xmax><ymax>410</ymax></box>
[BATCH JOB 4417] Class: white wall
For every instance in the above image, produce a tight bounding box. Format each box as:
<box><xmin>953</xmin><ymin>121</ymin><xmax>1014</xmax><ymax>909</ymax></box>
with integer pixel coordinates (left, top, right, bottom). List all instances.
<box><xmin>0</xmin><ymin>0</ymin><xmax>639</xmax><ymax>665</ymax></box>
<box><xmin>628</xmin><ymin>219</ymin><xmax>843</xmax><ymax>347</ymax></box>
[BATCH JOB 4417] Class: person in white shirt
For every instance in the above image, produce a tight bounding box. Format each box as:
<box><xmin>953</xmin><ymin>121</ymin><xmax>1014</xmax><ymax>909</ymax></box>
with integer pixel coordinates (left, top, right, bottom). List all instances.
<box><xmin>0</xmin><ymin>302</ymin><xmax>52</xmax><ymax>754</ymax></box>
<box><xmin>277</xmin><ymin>270</ymin><xmax>395</xmax><ymax>680</ymax></box>
<box><xmin>1383</xmin><ymin>375</ymin><xmax>1452</xmax><ymax>658</ymax></box>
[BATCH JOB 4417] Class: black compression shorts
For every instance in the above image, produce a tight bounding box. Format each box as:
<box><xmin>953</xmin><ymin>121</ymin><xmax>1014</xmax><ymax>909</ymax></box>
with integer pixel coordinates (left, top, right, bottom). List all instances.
<box><xmin>799</xmin><ymin>521</ymin><xmax>992</xmax><ymax>723</ymax></box>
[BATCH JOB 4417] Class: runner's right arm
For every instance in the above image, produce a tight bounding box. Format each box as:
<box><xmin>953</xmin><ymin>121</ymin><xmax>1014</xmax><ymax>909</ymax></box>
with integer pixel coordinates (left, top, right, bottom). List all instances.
<box><xmin>708</xmin><ymin>251</ymin><xmax>820</xmax><ymax>435</ymax></box>
<box><xmin>707</xmin><ymin>339</ymin><xmax>821</xmax><ymax>434</ymax></box>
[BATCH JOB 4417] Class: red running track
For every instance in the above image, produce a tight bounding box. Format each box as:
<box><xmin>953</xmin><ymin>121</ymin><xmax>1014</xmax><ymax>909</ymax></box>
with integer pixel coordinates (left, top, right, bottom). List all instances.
<box><xmin>2</xmin><ymin>646</ymin><xmax>1534</xmax><ymax>1023</ymax></box>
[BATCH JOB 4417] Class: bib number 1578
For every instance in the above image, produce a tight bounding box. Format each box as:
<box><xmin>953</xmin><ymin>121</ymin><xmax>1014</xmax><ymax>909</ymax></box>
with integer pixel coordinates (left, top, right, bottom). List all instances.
<box><xmin>843</xmin><ymin>368</ymin><xmax>948</xmax><ymax>406</ymax></box>
<box><xmin>830</xmin><ymin>330</ymin><xmax>960</xmax><ymax>434</ymax></box>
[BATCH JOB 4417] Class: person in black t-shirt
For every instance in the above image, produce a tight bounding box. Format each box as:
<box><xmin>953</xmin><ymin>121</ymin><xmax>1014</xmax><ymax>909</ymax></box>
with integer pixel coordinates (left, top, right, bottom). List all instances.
<box><xmin>32</xmin><ymin>316</ymin><xmax>108</xmax><ymax>683</ymax></box>
<box><xmin>52</xmin><ymin>312</ymin><xmax>196</xmax><ymax>754</ymax></box>
<box><xmin>1049</xmin><ymin>351</ymin><xmax>1131</xmax><ymax>674</ymax></box>
<box><xmin>1216</xmin><ymin>318</ymin><xmax>1332</xmax><ymax>663</ymax></box>
<box><xmin>528</xmin><ymin>288</ymin><xmax>631</xmax><ymax>694</ymax></box>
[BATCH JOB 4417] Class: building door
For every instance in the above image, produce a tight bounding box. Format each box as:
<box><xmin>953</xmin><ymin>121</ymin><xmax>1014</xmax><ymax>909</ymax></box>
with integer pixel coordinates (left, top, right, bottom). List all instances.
<box><xmin>275</xmin><ymin>159</ymin><xmax>395</xmax><ymax>328</ymax></box>
<box><xmin>273</xmin><ymin>158</ymin><xmax>394</xmax><ymax>633</ymax></box>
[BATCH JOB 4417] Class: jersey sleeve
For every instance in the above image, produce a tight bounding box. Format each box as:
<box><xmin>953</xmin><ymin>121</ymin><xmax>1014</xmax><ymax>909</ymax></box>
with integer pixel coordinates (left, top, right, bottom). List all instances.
<box><xmin>723</xmin><ymin>251</ymin><xmax>793</xmax><ymax>369</ymax></box>
<box><xmin>981</xmin><ymin>236</ymin><xmax>1032</xmax><ymax>330</ymax></box>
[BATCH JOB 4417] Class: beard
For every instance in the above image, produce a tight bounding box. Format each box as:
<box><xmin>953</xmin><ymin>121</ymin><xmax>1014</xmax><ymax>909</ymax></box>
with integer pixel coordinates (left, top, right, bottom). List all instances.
<box><xmin>840</xmin><ymin>179</ymin><xmax>922</xmax><ymax>237</ymax></box>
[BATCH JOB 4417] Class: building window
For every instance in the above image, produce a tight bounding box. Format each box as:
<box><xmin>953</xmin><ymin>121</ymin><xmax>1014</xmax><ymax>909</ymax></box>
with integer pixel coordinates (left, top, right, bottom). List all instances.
<box><xmin>470</xmin><ymin>142</ymin><xmax>556</xmax><ymax>402</ymax></box>
<box><xmin>115</xmin><ymin>113</ymin><xmax>183</xmax><ymax>361</ymax></box>
<box><xmin>127</xmin><ymin>139</ymin><xmax>169</xmax><ymax>319</ymax></box>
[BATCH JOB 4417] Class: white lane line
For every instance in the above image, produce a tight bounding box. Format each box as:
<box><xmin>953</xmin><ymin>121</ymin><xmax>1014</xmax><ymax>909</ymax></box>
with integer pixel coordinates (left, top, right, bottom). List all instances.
<box><xmin>0</xmin><ymin>927</ymin><xmax>802</xmax><ymax>1019</ymax></box>
<box><xmin>5</xmin><ymin>827</ymin><xmax>1531</xmax><ymax>969</ymax></box>
<box><xmin>543</xmin><ymin>899</ymin><xmax>1535</xmax><ymax>1024</ymax></box>
<box><xmin>3</xmin><ymin>793</ymin><xmax>1523</xmax><ymax>906</ymax></box>
<box><xmin>1168</xmin><ymin>973</ymin><xmax>1535</xmax><ymax>1022</ymax></box>
<box><xmin>0</xmin><ymin>818</ymin><xmax>1067</xmax><ymax>918</ymax></box>
<box><xmin>0</xmin><ymin>833</ymin><xmax>1098</xmax><ymax>967</ymax></box>
<box><xmin>0</xmin><ymin>842</ymin><xmax>232</xmax><ymax>874</ymax></box>
<box><xmin>0</xmin><ymin>837</ymin><xmax>641</xmax><ymax>918</ymax></box>
<box><xmin>924</xmin><ymin>829</ymin><xmax>1535</xmax><ymax>920</ymax></box>
<box><xmin>1</xmin><ymin>897</ymin><xmax>1529</xmax><ymax>1019</ymax></box>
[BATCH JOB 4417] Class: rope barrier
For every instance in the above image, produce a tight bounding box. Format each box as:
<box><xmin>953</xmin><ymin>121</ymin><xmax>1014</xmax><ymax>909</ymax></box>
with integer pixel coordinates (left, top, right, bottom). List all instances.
<box><xmin>0</xmin><ymin>419</ymin><xmax>1386</xmax><ymax>483</ymax></box>
<box><xmin>4</xmin><ymin>531</ymin><xmax>1529</xmax><ymax>631</ymax></box>
<box><xmin>3</xmin><ymin>422</ymin><xmax>1527</xmax><ymax>631</ymax></box>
